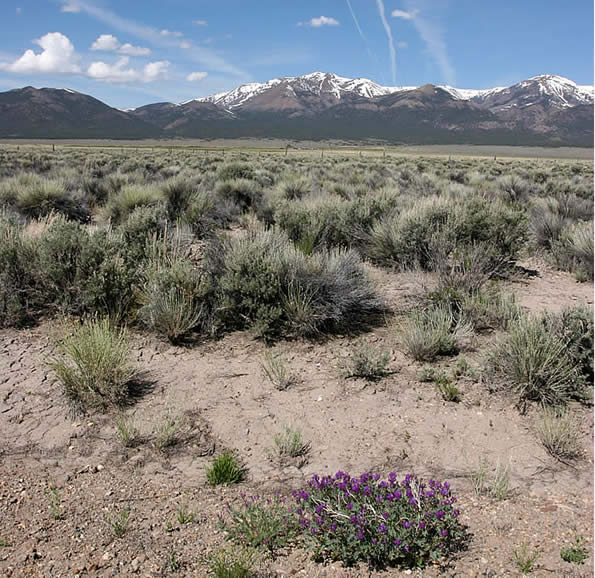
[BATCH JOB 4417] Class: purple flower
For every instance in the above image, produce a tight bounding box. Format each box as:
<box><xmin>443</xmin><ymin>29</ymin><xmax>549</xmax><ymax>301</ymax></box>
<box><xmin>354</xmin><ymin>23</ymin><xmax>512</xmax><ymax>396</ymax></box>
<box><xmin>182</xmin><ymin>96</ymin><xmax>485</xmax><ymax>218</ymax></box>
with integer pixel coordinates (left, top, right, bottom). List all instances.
<box><xmin>436</xmin><ymin>510</ymin><xmax>445</xmax><ymax>519</ymax></box>
<box><xmin>379</xmin><ymin>523</ymin><xmax>387</xmax><ymax>533</ymax></box>
<box><xmin>441</xmin><ymin>529</ymin><xmax>448</xmax><ymax>537</ymax></box>
<box><xmin>403</xmin><ymin>521</ymin><xmax>411</xmax><ymax>529</ymax></box>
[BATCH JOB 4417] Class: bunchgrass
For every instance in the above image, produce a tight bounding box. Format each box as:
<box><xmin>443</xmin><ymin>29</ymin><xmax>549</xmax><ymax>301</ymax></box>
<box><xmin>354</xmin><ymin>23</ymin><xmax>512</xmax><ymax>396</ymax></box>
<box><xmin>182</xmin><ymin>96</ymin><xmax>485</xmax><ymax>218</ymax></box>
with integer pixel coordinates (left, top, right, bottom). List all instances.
<box><xmin>50</xmin><ymin>317</ymin><xmax>138</xmax><ymax>412</ymax></box>
<box><xmin>341</xmin><ymin>343</ymin><xmax>391</xmax><ymax>381</ymax></box>
<box><xmin>206</xmin><ymin>451</ymin><xmax>247</xmax><ymax>486</ymax></box>
<box><xmin>535</xmin><ymin>408</ymin><xmax>582</xmax><ymax>460</ymax></box>
<box><xmin>260</xmin><ymin>349</ymin><xmax>295</xmax><ymax>390</ymax></box>
<box><xmin>513</xmin><ymin>543</ymin><xmax>540</xmax><ymax>574</ymax></box>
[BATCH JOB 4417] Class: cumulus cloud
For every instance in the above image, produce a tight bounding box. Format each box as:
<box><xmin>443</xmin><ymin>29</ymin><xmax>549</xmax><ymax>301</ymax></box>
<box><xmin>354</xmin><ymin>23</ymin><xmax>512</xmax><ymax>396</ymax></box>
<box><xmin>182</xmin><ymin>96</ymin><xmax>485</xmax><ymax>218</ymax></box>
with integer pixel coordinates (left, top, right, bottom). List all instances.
<box><xmin>179</xmin><ymin>40</ymin><xmax>192</xmax><ymax>49</ymax></box>
<box><xmin>4</xmin><ymin>32</ymin><xmax>81</xmax><ymax>74</ymax></box>
<box><xmin>186</xmin><ymin>71</ymin><xmax>208</xmax><ymax>82</ymax></box>
<box><xmin>299</xmin><ymin>16</ymin><xmax>340</xmax><ymax>27</ymax></box>
<box><xmin>90</xmin><ymin>34</ymin><xmax>150</xmax><ymax>56</ymax></box>
<box><xmin>87</xmin><ymin>56</ymin><xmax>138</xmax><ymax>82</ymax></box>
<box><xmin>61</xmin><ymin>1</ymin><xmax>81</xmax><ymax>12</ymax></box>
<box><xmin>193</xmin><ymin>20</ymin><xmax>207</xmax><ymax>26</ymax></box>
<box><xmin>119</xmin><ymin>43</ymin><xmax>151</xmax><ymax>56</ymax></box>
<box><xmin>392</xmin><ymin>9</ymin><xmax>417</xmax><ymax>20</ymax></box>
<box><xmin>142</xmin><ymin>60</ymin><xmax>169</xmax><ymax>82</ymax></box>
<box><xmin>87</xmin><ymin>57</ymin><xmax>169</xmax><ymax>83</ymax></box>
<box><xmin>91</xmin><ymin>34</ymin><xmax>119</xmax><ymax>51</ymax></box>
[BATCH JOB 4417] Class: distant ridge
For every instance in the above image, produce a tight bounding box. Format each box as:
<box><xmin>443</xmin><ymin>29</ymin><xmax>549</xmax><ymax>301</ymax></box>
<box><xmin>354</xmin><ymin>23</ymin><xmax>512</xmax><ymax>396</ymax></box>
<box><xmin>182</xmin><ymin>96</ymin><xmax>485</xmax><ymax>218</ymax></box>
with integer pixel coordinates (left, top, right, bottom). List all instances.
<box><xmin>0</xmin><ymin>73</ymin><xmax>592</xmax><ymax>145</ymax></box>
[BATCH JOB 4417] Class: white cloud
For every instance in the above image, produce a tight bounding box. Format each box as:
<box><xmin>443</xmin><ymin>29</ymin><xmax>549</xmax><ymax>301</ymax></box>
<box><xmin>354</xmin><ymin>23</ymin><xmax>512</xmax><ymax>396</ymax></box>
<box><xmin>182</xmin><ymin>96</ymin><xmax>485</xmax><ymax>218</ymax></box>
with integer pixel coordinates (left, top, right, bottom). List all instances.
<box><xmin>299</xmin><ymin>16</ymin><xmax>340</xmax><ymax>27</ymax></box>
<box><xmin>91</xmin><ymin>34</ymin><xmax>119</xmax><ymax>51</ymax></box>
<box><xmin>119</xmin><ymin>43</ymin><xmax>151</xmax><ymax>56</ymax></box>
<box><xmin>179</xmin><ymin>40</ymin><xmax>192</xmax><ymax>49</ymax></box>
<box><xmin>87</xmin><ymin>56</ymin><xmax>138</xmax><ymax>82</ymax></box>
<box><xmin>90</xmin><ymin>34</ymin><xmax>150</xmax><ymax>56</ymax></box>
<box><xmin>398</xmin><ymin>41</ymin><xmax>408</xmax><ymax>48</ymax></box>
<box><xmin>187</xmin><ymin>71</ymin><xmax>208</xmax><ymax>81</ymax></box>
<box><xmin>193</xmin><ymin>20</ymin><xmax>207</xmax><ymax>26</ymax></box>
<box><xmin>16</xmin><ymin>7</ymin><xmax>22</xmax><ymax>15</ymax></box>
<box><xmin>376</xmin><ymin>0</ymin><xmax>396</xmax><ymax>84</ymax></box>
<box><xmin>143</xmin><ymin>60</ymin><xmax>169</xmax><ymax>82</ymax></box>
<box><xmin>160</xmin><ymin>29</ymin><xmax>183</xmax><ymax>37</ymax></box>
<box><xmin>87</xmin><ymin>57</ymin><xmax>169</xmax><ymax>83</ymax></box>
<box><xmin>392</xmin><ymin>9</ymin><xmax>417</xmax><ymax>20</ymax></box>
<box><xmin>4</xmin><ymin>32</ymin><xmax>81</xmax><ymax>74</ymax></box>
<box><xmin>61</xmin><ymin>1</ymin><xmax>81</xmax><ymax>12</ymax></box>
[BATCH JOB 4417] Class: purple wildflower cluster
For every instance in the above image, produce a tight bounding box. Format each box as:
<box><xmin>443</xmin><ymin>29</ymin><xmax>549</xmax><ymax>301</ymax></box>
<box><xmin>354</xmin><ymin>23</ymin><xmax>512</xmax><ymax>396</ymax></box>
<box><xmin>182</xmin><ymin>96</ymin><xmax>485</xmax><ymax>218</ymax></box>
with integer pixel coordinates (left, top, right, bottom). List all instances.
<box><xmin>291</xmin><ymin>471</ymin><xmax>465</xmax><ymax>569</ymax></box>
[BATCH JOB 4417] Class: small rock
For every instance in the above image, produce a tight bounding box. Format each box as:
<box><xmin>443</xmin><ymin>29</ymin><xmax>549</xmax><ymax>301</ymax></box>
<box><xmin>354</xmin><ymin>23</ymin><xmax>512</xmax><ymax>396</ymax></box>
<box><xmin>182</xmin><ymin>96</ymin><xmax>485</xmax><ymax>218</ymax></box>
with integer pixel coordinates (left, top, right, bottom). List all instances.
<box><xmin>102</xmin><ymin>552</ymin><xmax>112</xmax><ymax>562</ymax></box>
<box><xmin>131</xmin><ymin>558</ymin><xmax>141</xmax><ymax>572</ymax></box>
<box><xmin>96</xmin><ymin>464</ymin><xmax>104</xmax><ymax>472</ymax></box>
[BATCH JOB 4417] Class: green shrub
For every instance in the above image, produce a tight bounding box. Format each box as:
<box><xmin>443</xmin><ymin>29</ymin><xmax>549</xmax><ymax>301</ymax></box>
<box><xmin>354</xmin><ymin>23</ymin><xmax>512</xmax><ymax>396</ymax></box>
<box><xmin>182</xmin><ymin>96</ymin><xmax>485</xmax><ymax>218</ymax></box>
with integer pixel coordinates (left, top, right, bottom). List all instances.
<box><xmin>295</xmin><ymin>471</ymin><xmax>467</xmax><ymax>569</ymax></box>
<box><xmin>213</xmin><ymin>230</ymin><xmax>383</xmax><ymax>338</ymax></box>
<box><xmin>434</xmin><ymin>373</ymin><xmax>461</xmax><ymax>402</ymax></box>
<box><xmin>50</xmin><ymin>317</ymin><xmax>138</xmax><ymax>412</ymax></box>
<box><xmin>105</xmin><ymin>184</ymin><xmax>164</xmax><ymax>224</ymax></box>
<box><xmin>487</xmin><ymin>316</ymin><xmax>580</xmax><ymax>408</ymax></box>
<box><xmin>541</xmin><ymin>306</ymin><xmax>593</xmax><ymax>393</ymax></box>
<box><xmin>217</xmin><ymin>162</ymin><xmax>255</xmax><ymax>181</ymax></box>
<box><xmin>221</xmin><ymin>495</ymin><xmax>300</xmax><ymax>559</ymax></box>
<box><xmin>216</xmin><ymin>178</ymin><xmax>262</xmax><ymax>212</ymax></box>
<box><xmin>560</xmin><ymin>535</ymin><xmax>589</xmax><ymax>564</ymax></box>
<box><xmin>400</xmin><ymin>305</ymin><xmax>472</xmax><ymax>362</ymax></box>
<box><xmin>366</xmin><ymin>196</ymin><xmax>526</xmax><ymax>270</ymax></box>
<box><xmin>0</xmin><ymin>221</ymin><xmax>41</xmax><ymax>327</ymax></box>
<box><xmin>206</xmin><ymin>451</ymin><xmax>247</xmax><ymax>486</ymax></box>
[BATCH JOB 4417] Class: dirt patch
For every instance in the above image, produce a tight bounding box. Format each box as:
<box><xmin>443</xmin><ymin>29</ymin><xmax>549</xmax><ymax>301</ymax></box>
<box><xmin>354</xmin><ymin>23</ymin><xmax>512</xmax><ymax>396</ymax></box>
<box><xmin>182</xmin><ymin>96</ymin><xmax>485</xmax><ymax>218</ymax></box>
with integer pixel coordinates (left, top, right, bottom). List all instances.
<box><xmin>1</xmin><ymin>263</ymin><xmax>593</xmax><ymax>576</ymax></box>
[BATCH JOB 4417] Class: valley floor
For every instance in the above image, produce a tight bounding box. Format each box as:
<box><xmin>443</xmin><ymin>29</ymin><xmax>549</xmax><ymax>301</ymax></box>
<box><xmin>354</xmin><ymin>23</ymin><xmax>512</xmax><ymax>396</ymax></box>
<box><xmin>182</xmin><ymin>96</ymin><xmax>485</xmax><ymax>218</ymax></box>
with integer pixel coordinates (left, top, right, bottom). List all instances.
<box><xmin>1</xmin><ymin>260</ymin><xmax>593</xmax><ymax>577</ymax></box>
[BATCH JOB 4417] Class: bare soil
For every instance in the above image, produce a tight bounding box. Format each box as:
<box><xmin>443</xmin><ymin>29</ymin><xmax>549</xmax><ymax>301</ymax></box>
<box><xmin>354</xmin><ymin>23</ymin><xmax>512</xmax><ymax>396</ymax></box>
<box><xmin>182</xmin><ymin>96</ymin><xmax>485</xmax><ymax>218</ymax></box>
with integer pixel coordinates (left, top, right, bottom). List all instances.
<box><xmin>1</xmin><ymin>262</ymin><xmax>593</xmax><ymax>577</ymax></box>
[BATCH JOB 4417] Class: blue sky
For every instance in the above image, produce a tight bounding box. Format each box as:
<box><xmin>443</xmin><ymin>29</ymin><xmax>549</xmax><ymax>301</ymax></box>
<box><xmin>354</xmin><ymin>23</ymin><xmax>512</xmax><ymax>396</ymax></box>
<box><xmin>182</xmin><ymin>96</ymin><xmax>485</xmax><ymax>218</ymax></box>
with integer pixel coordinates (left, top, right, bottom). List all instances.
<box><xmin>0</xmin><ymin>0</ymin><xmax>592</xmax><ymax>108</ymax></box>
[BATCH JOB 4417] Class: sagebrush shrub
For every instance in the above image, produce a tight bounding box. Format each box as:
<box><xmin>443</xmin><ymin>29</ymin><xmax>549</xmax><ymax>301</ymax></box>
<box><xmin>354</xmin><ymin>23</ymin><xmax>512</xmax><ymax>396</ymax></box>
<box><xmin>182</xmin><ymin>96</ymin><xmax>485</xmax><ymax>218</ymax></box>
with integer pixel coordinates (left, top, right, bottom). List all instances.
<box><xmin>50</xmin><ymin>317</ymin><xmax>138</xmax><ymax>412</ymax></box>
<box><xmin>294</xmin><ymin>471</ymin><xmax>466</xmax><ymax>569</ymax></box>
<box><xmin>105</xmin><ymin>184</ymin><xmax>164</xmax><ymax>224</ymax></box>
<box><xmin>0</xmin><ymin>221</ymin><xmax>41</xmax><ymax>327</ymax></box>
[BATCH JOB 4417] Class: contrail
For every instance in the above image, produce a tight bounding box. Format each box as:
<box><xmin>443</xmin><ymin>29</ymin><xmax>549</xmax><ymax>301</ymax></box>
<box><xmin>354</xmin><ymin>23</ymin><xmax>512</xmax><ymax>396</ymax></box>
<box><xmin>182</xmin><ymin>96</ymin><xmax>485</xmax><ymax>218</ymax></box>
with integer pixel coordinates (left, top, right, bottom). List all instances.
<box><xmin>345</xmin><ymin>0</ymin><xmax>366</xmax><ymax>40</ymax></box>
<box><xmin>376</xmin><ymin>0</ymin><xmax>396</xmax><ymax>84</ymax></box>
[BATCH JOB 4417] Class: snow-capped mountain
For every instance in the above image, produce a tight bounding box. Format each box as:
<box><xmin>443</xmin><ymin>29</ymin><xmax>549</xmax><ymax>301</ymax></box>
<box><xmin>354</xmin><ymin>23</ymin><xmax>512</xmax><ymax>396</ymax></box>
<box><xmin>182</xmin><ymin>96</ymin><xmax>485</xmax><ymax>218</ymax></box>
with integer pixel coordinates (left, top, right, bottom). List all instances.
<box><xmin>195</xmin><ymin>72</ymin><xmax>416</xmax><ymax>109</ymax></box>
<box><xmin>190</xmin><ymin>72</ymin><xmax>593</xmax><ymax>113</ymax></box>
<box><xmin>0</xmin><ymin>73</ymin><xmax>592</xmax><ymax>145</ymax></box>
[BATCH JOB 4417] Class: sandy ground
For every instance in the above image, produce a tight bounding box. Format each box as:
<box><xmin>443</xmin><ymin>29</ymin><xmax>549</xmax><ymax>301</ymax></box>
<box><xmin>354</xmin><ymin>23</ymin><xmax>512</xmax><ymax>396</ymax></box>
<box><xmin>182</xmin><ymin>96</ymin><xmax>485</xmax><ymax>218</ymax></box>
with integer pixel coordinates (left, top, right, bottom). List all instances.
<box><xmin>0</xmin><ymin>262</ymin><xmax>593</xmax><ymax>577</ymax></box>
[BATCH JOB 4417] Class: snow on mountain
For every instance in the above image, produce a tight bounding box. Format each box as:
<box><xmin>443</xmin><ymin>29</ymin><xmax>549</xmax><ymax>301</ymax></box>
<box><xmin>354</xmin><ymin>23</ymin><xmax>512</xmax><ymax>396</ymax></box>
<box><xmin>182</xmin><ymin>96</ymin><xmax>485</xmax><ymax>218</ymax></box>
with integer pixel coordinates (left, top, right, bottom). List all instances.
<box><xmin>186</xmin><ymin>72</ymin><xmax>593</xmax><ymax>111</ymax></box>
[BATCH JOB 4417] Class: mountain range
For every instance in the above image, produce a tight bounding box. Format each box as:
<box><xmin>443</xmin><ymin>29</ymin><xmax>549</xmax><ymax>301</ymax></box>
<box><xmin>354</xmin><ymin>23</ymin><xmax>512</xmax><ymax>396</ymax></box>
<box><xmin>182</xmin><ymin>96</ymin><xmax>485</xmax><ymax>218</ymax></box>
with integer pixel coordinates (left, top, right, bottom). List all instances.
<box><xmin>0</xmin><ymin>73</ymin><xmax>592</xmax><ymax>146</ymax></box>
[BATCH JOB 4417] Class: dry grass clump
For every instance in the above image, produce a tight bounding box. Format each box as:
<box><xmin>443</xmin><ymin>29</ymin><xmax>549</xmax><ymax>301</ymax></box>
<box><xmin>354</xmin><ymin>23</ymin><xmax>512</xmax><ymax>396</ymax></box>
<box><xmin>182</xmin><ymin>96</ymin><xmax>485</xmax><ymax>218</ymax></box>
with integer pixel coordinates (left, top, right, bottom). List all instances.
<box><xmin>400</xmin><ymin>305</ymin><xmax>472</xmax><ymax>362</ymax></box>
<box><xmin>535</xmin><ymin>408</ymin><xmax>582</xmax><ymax>460</ymax></box>
<box><xmin>49</xmin><ymin>317</ymin><xmax>138</xmax><ymax>412</ymax></box>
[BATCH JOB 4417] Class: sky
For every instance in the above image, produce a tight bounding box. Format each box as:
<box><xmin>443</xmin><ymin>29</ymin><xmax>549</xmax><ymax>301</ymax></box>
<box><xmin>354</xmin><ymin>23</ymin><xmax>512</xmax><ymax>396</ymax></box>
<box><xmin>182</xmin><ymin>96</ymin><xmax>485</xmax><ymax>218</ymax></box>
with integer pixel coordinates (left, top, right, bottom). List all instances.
<box><xmin>0</xmin><ymin>0</ymin><xmax>592</xmax><ymax>109</ymax></box>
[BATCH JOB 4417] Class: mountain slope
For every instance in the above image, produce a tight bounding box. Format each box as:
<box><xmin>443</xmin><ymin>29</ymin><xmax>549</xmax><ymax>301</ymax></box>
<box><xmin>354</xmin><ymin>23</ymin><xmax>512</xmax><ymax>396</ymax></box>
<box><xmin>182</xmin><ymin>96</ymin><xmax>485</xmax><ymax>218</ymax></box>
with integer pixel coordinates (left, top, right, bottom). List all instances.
<box><xmin>0</xmin><ymin>74</ymin><xmax>592</xmax><ymax>145</ymax></box>
<box><xmin>0</xmin><ymin>87</ymin><xmax>159</xmax><ymax>139</ymax></box>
